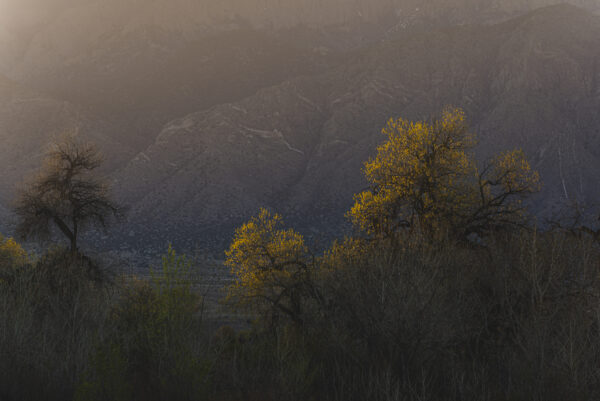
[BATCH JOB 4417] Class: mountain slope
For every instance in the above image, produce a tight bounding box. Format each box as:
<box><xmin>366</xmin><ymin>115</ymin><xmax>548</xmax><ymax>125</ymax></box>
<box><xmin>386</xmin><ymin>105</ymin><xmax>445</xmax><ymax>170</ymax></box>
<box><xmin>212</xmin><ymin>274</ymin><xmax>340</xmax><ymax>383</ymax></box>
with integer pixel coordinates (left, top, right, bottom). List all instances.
<box><xmin>114</xmin><ymin>5</ymin><xmax>600</xmax><ymax>251</ymax></box>
<box><xmin>26</xmin><ymin>29</ymin><xmax>336</xmax><ymax>149</ymax></box>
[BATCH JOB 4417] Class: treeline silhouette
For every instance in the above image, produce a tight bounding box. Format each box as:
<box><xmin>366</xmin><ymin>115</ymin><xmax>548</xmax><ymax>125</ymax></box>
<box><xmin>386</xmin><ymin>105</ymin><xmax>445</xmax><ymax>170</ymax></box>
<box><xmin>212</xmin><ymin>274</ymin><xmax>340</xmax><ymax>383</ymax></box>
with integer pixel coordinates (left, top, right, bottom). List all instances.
<box><xmin>1</xmin><ymin>110</ymin><xmax>599</xmax><ymax>401</ymax></box>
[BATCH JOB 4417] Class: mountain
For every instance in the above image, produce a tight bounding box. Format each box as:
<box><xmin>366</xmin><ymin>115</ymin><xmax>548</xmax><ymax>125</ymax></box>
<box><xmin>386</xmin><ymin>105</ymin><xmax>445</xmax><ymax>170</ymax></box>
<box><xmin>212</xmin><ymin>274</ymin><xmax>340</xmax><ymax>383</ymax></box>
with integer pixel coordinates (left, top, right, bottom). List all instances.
<box><xmin>0</xmin><ymin>3</ymin><xmax>599</xmax><ymax>254</ymax></box>
<box><xmin>113</xmin><ymin>5</ymin><xmax>600</xmax><ymax>251</ymax></box>
<box><xmin>22</xmin><ymin>29</ymin><xmax>339</xmax><ymax>150</ymax></box>
<box><xmin>2</xmin><ymin>1</ymin><xmax>598</xmax><ymax>152</ymax></box>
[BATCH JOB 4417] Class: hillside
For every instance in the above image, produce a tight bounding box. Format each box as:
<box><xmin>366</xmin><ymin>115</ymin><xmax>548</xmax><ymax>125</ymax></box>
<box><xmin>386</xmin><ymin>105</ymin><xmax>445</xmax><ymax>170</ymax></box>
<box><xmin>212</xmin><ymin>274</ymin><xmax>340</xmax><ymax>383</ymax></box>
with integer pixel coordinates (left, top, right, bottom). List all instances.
<box><xmin>0</xmin><ymin>4</ymin><xmax>599</xmax><ymax>254</ymax></box>
<box><xmin>112</xmin><ymin>5</ymin><xmax>600</xmax><ymax>251</ymax></box>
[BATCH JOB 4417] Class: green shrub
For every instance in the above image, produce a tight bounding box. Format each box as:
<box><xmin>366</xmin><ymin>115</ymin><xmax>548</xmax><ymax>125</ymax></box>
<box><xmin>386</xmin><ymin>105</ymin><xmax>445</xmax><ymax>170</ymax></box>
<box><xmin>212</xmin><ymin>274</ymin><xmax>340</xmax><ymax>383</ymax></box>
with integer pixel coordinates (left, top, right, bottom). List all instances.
<box><xmin>78</xmin><ymin>246</ymin><xmax>210</xmax><ymax>401</ymax></box>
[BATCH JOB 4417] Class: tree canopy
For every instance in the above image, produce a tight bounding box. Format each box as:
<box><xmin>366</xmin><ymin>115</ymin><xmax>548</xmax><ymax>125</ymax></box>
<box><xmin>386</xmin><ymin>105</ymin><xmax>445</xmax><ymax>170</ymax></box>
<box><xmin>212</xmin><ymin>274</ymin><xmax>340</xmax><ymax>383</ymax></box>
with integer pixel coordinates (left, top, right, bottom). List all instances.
<box><xmin>225</xmin><ymin>208</ymin><xmax>312</xmax><ymax>324</ymax></box>
<box><xmin>225</xmin><ymin>107</ymin><xmax>541</xmax><ymax>326</ymax></box>
<box><xmin>348</xmin><ymin>107</ymin><xmax>540</xmax><ymax>240</ymax></box>
<box><xmin>0</xmin><ymin>234</ymin><xmax>28</xmax><ymax>272</ymax></box>
<box><xmin>14</xmin><ymin>136</ymin><xmax>122</xmax><ymax>253</ymax></box>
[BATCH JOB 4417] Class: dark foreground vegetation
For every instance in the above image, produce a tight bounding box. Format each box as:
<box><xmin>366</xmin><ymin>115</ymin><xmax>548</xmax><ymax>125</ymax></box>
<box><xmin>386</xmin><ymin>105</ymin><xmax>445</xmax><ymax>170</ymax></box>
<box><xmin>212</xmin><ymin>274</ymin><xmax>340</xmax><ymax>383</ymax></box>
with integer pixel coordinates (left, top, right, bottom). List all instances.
<box><xmin>1</xmin><ymin>109</ymin><xmax>599</xmax><ymax>400</ymax></box>
<box><xmin>2</xmin><ymin>231</ymin><xmax>600</xmax><ymax>401</ymax></box>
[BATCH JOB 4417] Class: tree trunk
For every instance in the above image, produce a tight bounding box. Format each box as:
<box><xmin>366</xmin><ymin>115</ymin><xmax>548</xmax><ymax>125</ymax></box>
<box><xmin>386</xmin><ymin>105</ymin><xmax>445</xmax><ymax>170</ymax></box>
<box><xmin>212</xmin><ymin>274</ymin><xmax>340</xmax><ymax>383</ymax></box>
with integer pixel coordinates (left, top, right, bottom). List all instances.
<box><xmin>71</xmin><ymin>221</ymin><xmax>78</xmax><ymax>255</ymax></box>
<box><xmin>52</xmin><ymin>216</ymin><xmax>77</xmax><ymax>254</ymax></box>
<box><xmin>70</xmin><ymin>236</ymin><xmax>78</xmax><ymax>255</ymax></box>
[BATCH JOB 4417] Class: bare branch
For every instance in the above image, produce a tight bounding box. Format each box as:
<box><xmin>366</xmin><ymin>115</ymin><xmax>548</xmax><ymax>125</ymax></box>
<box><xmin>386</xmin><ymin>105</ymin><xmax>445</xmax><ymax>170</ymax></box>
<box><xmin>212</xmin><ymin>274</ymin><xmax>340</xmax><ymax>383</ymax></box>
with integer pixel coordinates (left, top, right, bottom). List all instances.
<box><xmin>13</xmin><ymin>136</ymin><xmax>123</xmax><ymax>253</ymax></box>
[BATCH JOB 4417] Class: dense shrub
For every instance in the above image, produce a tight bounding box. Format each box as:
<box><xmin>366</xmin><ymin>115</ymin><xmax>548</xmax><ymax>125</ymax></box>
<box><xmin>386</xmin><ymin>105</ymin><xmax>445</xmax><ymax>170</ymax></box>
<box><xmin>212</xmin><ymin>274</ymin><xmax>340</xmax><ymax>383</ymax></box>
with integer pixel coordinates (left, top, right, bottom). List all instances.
<box><xmin>0</xmin><ymin>246</ymin><xmax>211</xmax><ymax>401</ymax></box>
<box><xmin>0</xmin><ymin>248</ymin><xmax>112</xmax><ymax>401</ymax></box>
<box><xmin>210</xmin><ymin>324</ymin><xmax>320</xmax><ymax>401</ymax></box>
<box><xmin>77</xmin><ymin>246</ymin><xmax>210</xmax><ymax>401</ymax></box>
<box><xmin>228</xmin><ymin>230</ymin><xmax>600</xmax><ymax>401</ymax></box>
<box><xmin>2</xmin><ymin>231</ymin><xmax>599</xmax><ymax>401</ymax></box>
<box><xmin>216</xmin><ymin>108</ymin><xmax>598</xmax><ymax>401</ymax></box>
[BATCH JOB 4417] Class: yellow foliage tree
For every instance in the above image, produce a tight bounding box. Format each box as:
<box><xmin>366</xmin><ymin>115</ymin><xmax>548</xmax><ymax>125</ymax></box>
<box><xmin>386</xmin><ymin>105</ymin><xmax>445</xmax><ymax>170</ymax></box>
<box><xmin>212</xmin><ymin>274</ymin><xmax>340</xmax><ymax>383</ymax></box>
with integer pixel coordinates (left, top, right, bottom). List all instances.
<box><xmin>348</xmin><ymin>107</ymin><xmax>540</xmax><ymax>240</ymax></box>
<box><xmin>225</xmin><ymin>208</ymin><xmax>311</xmax><ymax>324</ymax></box>
<box><xmin>320</xmin><ymin>236</ymin><xmax>369</xmax><ymax>272</ymax></box>
<box><xmin>0</xmin><ymin>234</ymin><xmax>28</xmax><ymax>269</ymax></box>
<box><xmin>0</xmin><ymin>235</ymin><xmax>28</xmax><ymax>284</ymax></box>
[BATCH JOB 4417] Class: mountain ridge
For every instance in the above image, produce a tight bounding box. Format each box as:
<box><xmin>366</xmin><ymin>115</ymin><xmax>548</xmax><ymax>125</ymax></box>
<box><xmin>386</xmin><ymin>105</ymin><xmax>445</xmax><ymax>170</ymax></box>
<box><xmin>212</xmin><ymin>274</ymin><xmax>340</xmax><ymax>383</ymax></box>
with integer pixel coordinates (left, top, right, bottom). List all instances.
<box><xmin>0</xmin><ymin>4</ymin><xmax>599</xmax><ymax>255</ymax></box>
<box><xmin>106</xmin><ymin>4</ymin><xmax>600</xmax><ymax>252</ymax></box>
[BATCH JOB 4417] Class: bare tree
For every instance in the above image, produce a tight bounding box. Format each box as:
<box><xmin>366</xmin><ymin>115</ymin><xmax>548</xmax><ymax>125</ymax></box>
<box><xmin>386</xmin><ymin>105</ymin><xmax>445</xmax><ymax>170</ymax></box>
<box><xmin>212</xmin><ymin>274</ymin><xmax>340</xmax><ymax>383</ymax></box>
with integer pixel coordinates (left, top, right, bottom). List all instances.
<box><xmin>14</xmin><ymin>136</ymin><xmax>122</xmax><ymax>254</ymax></box>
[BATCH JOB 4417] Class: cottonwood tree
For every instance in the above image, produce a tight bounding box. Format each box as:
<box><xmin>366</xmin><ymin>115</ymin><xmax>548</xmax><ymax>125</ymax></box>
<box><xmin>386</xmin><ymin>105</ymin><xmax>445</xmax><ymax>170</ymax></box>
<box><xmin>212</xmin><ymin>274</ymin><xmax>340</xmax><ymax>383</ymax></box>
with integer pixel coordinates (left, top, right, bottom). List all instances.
<box><xmin>348</xmin><ymin>107</ymin><xmax>540</xmax><ymax>241</ymax></box>
<box><xmin>14</xmin><ymin>137</ymin><xmax>121</xmax><ymax>254</ymax></box>
<box><xmin>225</xmin><ymin>208</ymin><xmax>313</xmax><ymax>325</ymax></box>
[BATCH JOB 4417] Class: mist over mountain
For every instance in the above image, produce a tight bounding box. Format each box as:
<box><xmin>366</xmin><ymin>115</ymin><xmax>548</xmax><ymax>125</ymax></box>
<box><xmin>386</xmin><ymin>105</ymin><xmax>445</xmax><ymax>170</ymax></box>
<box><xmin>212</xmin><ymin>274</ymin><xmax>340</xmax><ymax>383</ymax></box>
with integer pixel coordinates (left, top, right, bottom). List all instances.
<box><xmin>2</xmin><ymin>0</ymin><xmax>599</xmax><ymax>80</ymax></box>
<box><xmin>0</xmin><ymin>1</ymin><xmax>599</xmax><ymax>254</ymax></box>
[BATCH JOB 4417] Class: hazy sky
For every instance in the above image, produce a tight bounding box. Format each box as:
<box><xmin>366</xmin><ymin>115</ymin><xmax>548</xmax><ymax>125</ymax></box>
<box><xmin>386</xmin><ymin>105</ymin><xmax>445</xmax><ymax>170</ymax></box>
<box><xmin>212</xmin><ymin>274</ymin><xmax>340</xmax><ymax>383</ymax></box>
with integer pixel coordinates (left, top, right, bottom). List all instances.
<box><xmin>2</xmin><ymin>0</ymin><xmax>600</xmax><ymax>31</ymax></box>
<box><xmin>1</xmin><ymin>0</ymin><xmax>599</xmax><ymax>46</ymax></box>
<box><xmin>0</xmin><ymin>0</ymin><xmax>61</xmax><ymax>28</ymax></box>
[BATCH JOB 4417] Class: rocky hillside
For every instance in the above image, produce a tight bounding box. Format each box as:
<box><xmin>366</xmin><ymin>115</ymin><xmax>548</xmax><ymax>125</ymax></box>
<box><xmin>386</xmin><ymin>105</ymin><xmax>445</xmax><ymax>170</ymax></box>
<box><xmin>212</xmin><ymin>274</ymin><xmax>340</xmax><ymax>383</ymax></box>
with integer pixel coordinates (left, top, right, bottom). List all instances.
<box><xmin>113</xmin><ymin>5</ymin><xmax>600</xmax><ymax>251</ymax></box>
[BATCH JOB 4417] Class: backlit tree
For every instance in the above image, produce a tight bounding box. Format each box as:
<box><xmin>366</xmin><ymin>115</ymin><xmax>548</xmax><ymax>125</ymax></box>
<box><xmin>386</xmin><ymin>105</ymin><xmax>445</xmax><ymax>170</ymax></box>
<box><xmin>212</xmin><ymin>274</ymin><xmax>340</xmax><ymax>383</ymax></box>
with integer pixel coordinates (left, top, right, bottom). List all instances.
<box><xmin>225</xmin><ymin>208</ymin><xmax>312</xmax><ymax>324</ymax></box>
<box><xmin>348</xmin><ymin>107</ymin><xmax>540</xmax><ymax>240</ymax></box>
<box><xmin>14</xmin><ymin>136</ymin><xmax>122</xmax><ymax>254</ymax></box>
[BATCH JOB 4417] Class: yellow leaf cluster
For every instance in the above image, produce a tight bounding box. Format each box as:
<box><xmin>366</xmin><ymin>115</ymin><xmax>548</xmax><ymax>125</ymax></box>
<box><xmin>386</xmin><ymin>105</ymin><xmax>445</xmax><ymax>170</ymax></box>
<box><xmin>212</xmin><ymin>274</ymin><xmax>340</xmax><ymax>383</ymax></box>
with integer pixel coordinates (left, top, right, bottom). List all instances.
<box><xmin>225</xmin><ymin>208</ymin><xmax>308</xmax><ymax>308</ymax></box>
<box><xmin>348</xmin><ymin>107</ymin><xmax>540</xmax><ymax>238</ymax></box>
<box><xmin>491</xmin><ymin>149</ymin><xmax>541</xmax><ymax>194</ymax></box>
<box><xmin>225</xmin><ymin>108</ymin><xmax>542</xmax><ymax>314</ymax></box>
<box><xmin>0</xmin><ymin>234</ymin><xmax>28</xmax><ymax>269</ymax></box>
<box><xmin>321</xmin><ymin>237</ymin><xmax>368</xmax><ymax>271</ymax></box>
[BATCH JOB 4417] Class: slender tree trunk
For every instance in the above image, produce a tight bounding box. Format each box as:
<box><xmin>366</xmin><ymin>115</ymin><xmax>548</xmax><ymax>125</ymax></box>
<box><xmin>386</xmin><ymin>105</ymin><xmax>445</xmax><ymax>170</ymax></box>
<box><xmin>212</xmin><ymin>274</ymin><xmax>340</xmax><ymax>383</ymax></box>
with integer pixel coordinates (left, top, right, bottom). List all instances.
<box><xmin>53</xmin><ymin>216</ymin><xmax>78</xmax><ymax>254</ymax></box>
<box><xmin>70</xmin><ymin>236</ymin><xmax>77</xmax><ymax>255</ymax></box>
<box><xmin>71</xmin><ymin>220</ymin><xmax>78</xmax><ymax>255</ymax></box>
